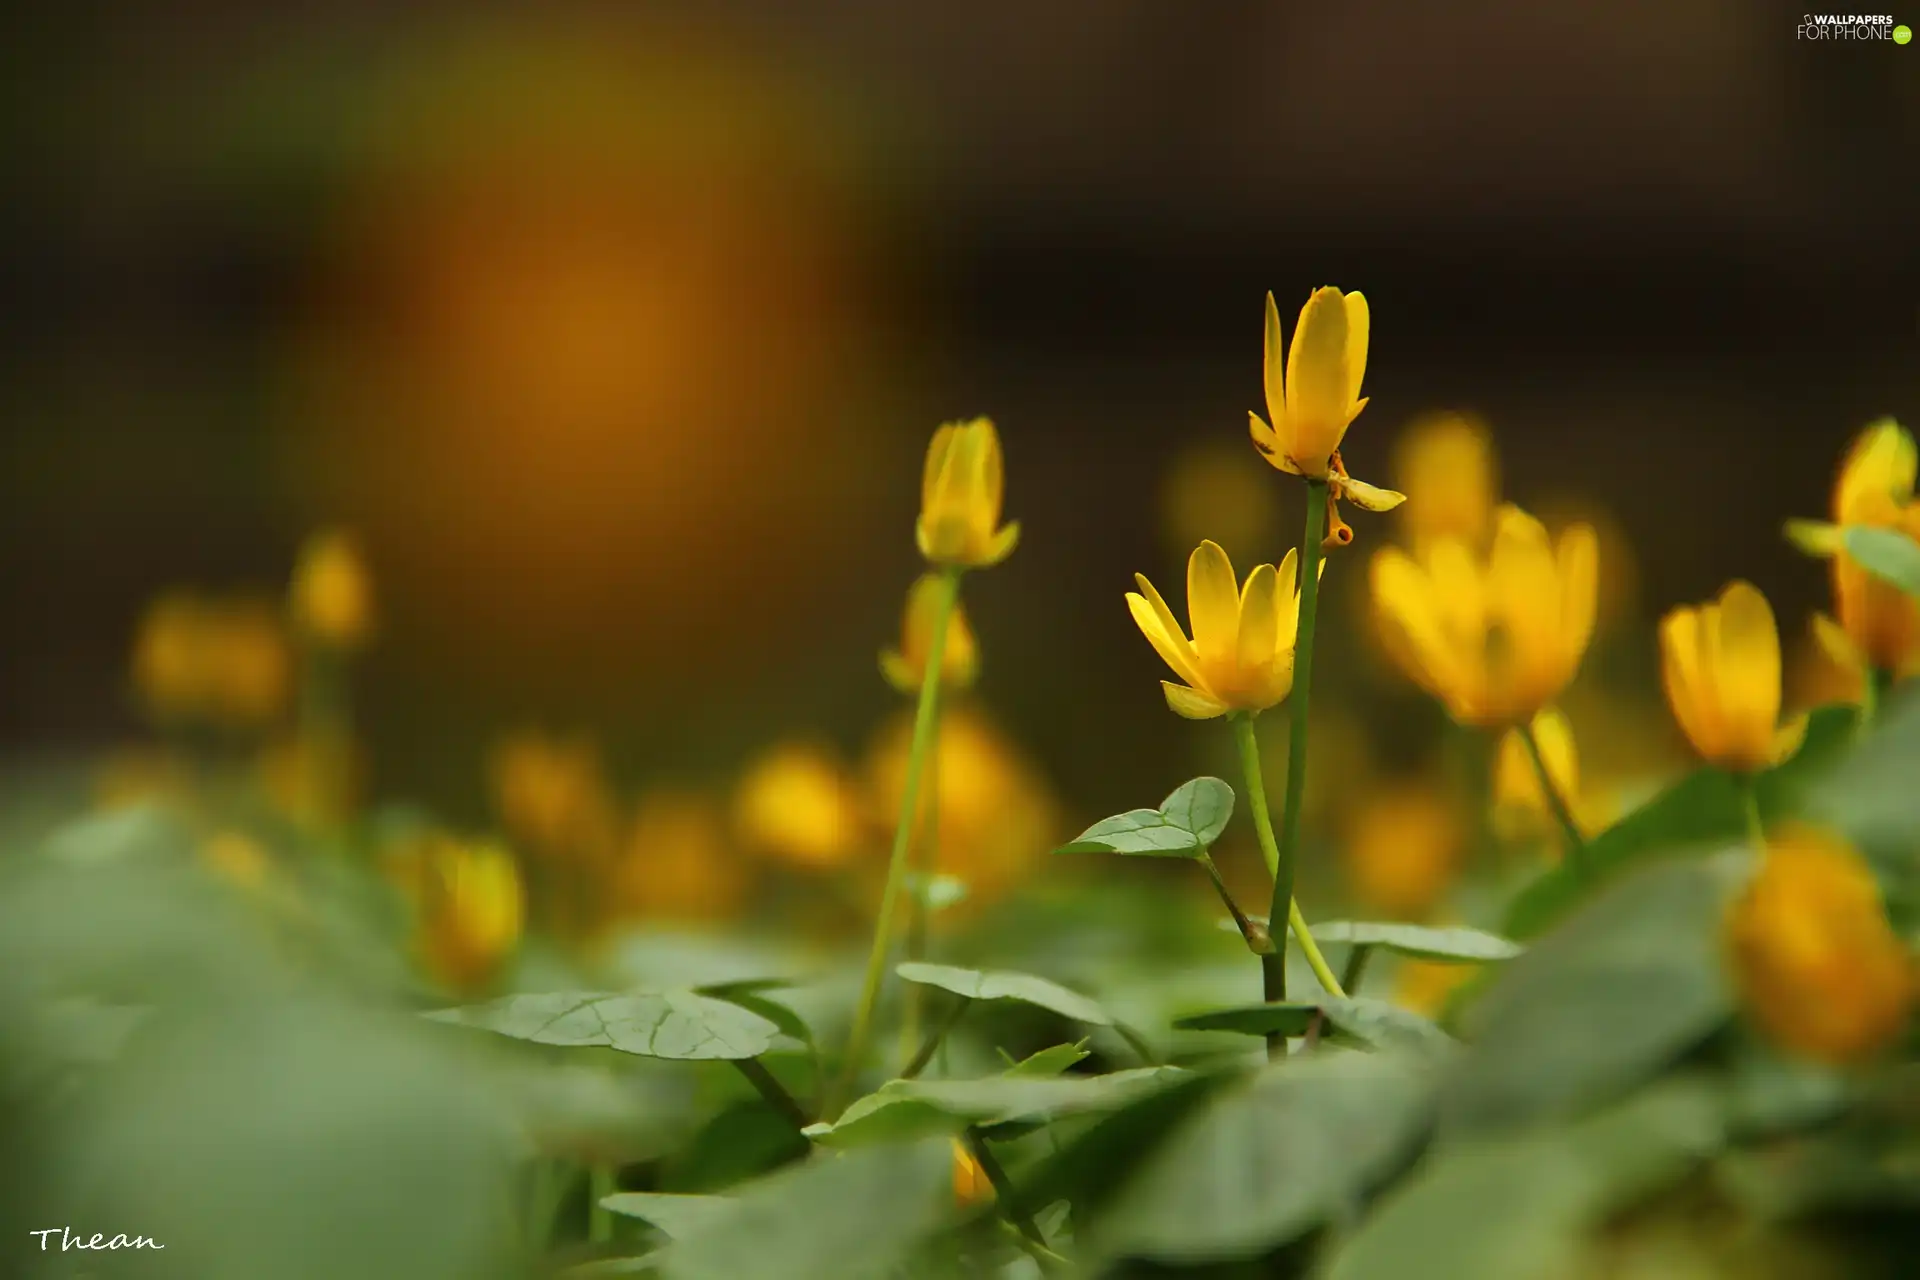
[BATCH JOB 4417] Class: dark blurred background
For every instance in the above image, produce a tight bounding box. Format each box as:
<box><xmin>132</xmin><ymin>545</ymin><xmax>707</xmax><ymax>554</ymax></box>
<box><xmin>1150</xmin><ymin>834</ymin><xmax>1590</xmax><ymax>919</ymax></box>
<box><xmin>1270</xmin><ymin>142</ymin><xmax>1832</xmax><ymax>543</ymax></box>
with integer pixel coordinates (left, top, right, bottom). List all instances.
<box><xmin>2</xmin><ymin>0</ymin><xmax>1916</xmax><ymax>831</ymax></box>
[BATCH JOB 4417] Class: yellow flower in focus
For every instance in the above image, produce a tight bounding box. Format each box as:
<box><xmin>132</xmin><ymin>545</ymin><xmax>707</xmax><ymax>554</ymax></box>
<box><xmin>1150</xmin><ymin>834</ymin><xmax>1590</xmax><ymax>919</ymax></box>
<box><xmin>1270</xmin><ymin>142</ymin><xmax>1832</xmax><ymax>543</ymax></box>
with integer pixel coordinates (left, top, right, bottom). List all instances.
<box><xmin>916</xmin><ymin>418</ymin><xmax>1020</xmax><ymax>569</ymax></box>
<box><xmin>132</xmin><ymin>593</ymin><xmax>293</xmax><ymax>728</ymax></box>
<box><xmin>411</xmin><ymin>836</ymin><xmax>525</xmax><ymax>994</ymax></box>
<box><xmin>1660</xmin><ymin>582</ymin><xmax>1807</xmax><ymax>774</ymax></box>
<box><xmin>734</xmin><ymin>741</ymin><xmax>865</xmax><ymax>870</ymax></box>
<box><xmin>1391</xmin><ymin>412</ymin><xmax>1498</xmax><ymax>553</ymax></box>
<box><xmin>1343</xmin><ymin>783</ymin><xmax>1463</xmax><ymax>920</ymax></box>
<box><xmin>202</xmin><ymin>831</ymin><xmax>270</xmax><ymax>888</ymax></box>
<box><xmin>952</xmin><ymin>1138</ymin><xmax>993</xmax><ymax>1207</ymax></box>
<box><xmin>880</xmin><ymin>573</ymin><xmax>980</xmax><ymax>695</ymax></box>
<box><xmin>489</xmin><ymin>731</ymin><xmax>621</xmax><ymax>862</ymax></box>
<box><xmin>617</xmin><ymin>790</ymin><xmax>748</xmax><ymax>923</ymax></box>
<box><xmin>1370</xmin><ymin>506</ymin><xmax>1598</xmax><ymax>727</ymax></box>
<box><xmin>1492</xmin><ymin>707</ymin><xmax>1589</xmax><ymax>847</ymax></box>
<box><xmin>1786</xmin><ymin>420</ymin><xmax>1920</xmax><ymax>679</ymax></box>
<box><xmin>1395</xmin><ymin>960</ymin><xmax>1477</xmax><ymax>1018</ymax></box>
<box><xmin>866</xmin><ymin>706</ymin><xmax>1059</xmax><ymax>905</ymax></box>
<box><xmin>1127</xmin><ymin>541</ymin><xmax>1316</xmax><ymax>720</ymax></box>
<box><xmin>289</xmin><ymin>528</ymin><xmax>376</xmax><ymax>649</ymax></box>
<box><xmin>1727</xmin><ymin>826</ymin><xmax>1914</xmax><ymax>1066</ymax></box>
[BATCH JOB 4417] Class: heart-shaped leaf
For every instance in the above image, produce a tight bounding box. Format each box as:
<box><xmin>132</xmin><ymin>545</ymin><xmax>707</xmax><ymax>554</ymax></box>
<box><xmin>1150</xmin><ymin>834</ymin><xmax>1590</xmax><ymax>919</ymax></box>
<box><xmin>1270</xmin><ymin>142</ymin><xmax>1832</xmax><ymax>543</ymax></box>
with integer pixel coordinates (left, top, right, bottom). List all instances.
<box><xmin>694</xmin><ymin>982</ymin><xmax>813</xmax><ymax>1047</ymax></box>
<box><xmin>427</xmin><ymin>990</ymin><xmax>779</xmax><ymax>1061</ymax></box>
<box><xmin>895</xmin><ymin>961</ymin><xmax>1113</xmax><ymax>1026</ymax></box>
<box><xmin>1845</xmin><ymin>526</ymin><xmax>1920</xmax><ymax>596</ymax></box>
<box><xmin>1053</xmin><ymin>777</ymin><xmax>1235</xmax><ymax>857</ymax></box>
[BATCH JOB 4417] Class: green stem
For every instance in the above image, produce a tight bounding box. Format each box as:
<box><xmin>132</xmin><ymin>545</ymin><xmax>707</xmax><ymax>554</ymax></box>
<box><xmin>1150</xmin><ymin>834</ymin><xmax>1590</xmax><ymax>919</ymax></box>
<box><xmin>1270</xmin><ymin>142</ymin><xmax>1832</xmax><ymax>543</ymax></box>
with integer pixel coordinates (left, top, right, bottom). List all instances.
<box><xmin>1341</xmin><ymin>943</ymin><xmax>1374</xmax><ymax>997</ymax></box>
<box><xmin>1114</xmin><ymin>1022</ymin><xmax>1161</xmax><ymax>1067</ymax></box>
<box><xmin>1520</xmin><ymin>719</ymin><xmax>1589</xmax><ymax>872</ymax></box>
<box><xmin>588</xmin><ymin>1163</ymin><xmax>616</xmax><ymax>1244</ymax></box>
<box><xmin>1201</xmin><ymin>852</ymin><xmax>1272</xmax><ymax>955</ymax></box>
<box><xmin>899</xmin><ymin>745</ymin><xmax>944</xmax><ymax>1062</ymax></box>
<box><xmin>834</xmin><ymin>568</ymin><xmax>962</xmax><ymax>1116</ymax></box>
<box><xmin>732</xmin><ymin>1056</ymin><xmax>811</xmax><ymax>1130</ymax></box>
<box><xmin>965</xmin><ymin>1130</ymin><xmax>1060</xmax><ymax>1271</ymax></box>
<box><xmin>901</xmin><ymin>996</ymin><xmax>971</xmax><ymax>1080</ymax></box>
<box><xmin>1287</xmin><ymin>899</ymin><xmax>1345</xmax><ymax>998</ymax></box>
<box><xmin>1742</xmin><ymin>776</ymin><xmax>1766</xmax><ymax>850</ymax></box>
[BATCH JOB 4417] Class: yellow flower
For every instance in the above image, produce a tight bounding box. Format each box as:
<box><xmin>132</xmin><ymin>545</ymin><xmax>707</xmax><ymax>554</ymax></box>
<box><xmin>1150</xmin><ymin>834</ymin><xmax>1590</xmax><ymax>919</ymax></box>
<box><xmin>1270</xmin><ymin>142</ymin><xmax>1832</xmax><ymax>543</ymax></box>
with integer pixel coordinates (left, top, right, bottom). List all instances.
<box><xmin>289</xmin><ymin>528</ymin><xmax>376</xmax><ymax>649</ymax></box>
<box><xmin>131</xmin><ymin>593</ymin><xmax>292</xmax><ymax>728</ymax></box>
<box><xmin>489</xmin><ymin>731</ymin><xmax>621</xmax><ymax>863</ymax></box>
<box><xmin>1370</xmin><ymin>506</ymin><xmax>1598</xmax><ymax>728</ymax></box>
<box><xmin>1343</xmin><ymin>783</ymin><xmax>1463</xmax><ymax>920</ymax></box>
<box><xmin>734</xmin><ymin>741</ymin><xmax>865</xmax><ymax>870</ymax></box>
<box><xmin>1492</xmin><ymin>707</ymin><xmax>1587</xmax><ymax>846</ymax></box>
<box><xmin>1127</xmin><ymin>541</ymin><xmax>1317</xmax><ymax>720</ymax></box>
<box><xmin>880</xmin><ymin>573</ymin><xmax>980</xmax><ymax>695</ymax></box>
<box><xmin>952</xmin><ymin>1138</ymin><xmax>993</xmax><ymax>1207</ymax></box>
<box><xmin>916</xmin><ymin>417</ymin><xmax>1020</xmax><ymax>569</ymax></box>
<box><xmin>1727</xmin><ymin>826</ymin><xmax>1914</xmax><ymax>1066</ymax></box>
<box><xmin>1391</xmin><ymin>412</ymin><xmax>1498</xmax><ymax>553</ymax></box>
<box><xmin>1394</xmin><ymin>959</ymin><xmax>1477</xmax><ymax>1018</ymax></box>
<box><xmin>202</xmin><ymin>831</ymin><xmax>270</xmax><ymax>888</ymax></box>
<box><xmin>1660</xmin><ymin>582</ymin><xmax>1806</xmax><ymax>774</ymax></box>
<box><xmin>1248</xmin><ymin>288</ymin><xmax>1404</xmax><ymax>542</ymax></box>
<box><xmin>1787</xmin><ymin>420</ymin><xmax>1920</xmax><ymax>679</ymax></box>
<box><xmin>616</xmin><ymin>790</ymin><xmax>748</xmax><ymax>923</ymax></box>
<box><xmin>1787</xmin><ymin>612</ymin><xmax>1870</xmax><ymax>713</ymax></box>
<box><xmin>410</xmin><ymin>835</ymin><xmax>525</xmax><ymax>994</ymax></box>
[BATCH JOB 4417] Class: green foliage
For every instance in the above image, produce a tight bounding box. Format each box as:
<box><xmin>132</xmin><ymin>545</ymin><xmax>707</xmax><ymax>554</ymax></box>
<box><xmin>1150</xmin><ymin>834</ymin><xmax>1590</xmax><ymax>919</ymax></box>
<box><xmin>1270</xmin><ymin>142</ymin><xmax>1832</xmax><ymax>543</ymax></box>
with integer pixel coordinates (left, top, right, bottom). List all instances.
<box><xmin>428</xmin><ymin>991</ymin><xmax>782</xmax><ymax>1060</ymax></box>
<box><xmin>1053</xmin><ymin>777</ymin><xmax>1235</xmax><ymax>857</ymax></box>
<box><xmin>806</xmin><ymin>1067</ymin><xmax>1191</xmax><ymax>1147</ymax></box>
<box><xmin>1306</xmin><ymin>921</ymin><xmax>1523</xmax><ymax>963</ymax></box>
<box><xmin>1844</xmin><ymin>525</ymin><xmax>1920</xmax><ymax>596</ymax></box>
<box><xmin>895</xmin><ymin>961</ymin><xmax>1113</xmax><ymax>1026</ymax></box>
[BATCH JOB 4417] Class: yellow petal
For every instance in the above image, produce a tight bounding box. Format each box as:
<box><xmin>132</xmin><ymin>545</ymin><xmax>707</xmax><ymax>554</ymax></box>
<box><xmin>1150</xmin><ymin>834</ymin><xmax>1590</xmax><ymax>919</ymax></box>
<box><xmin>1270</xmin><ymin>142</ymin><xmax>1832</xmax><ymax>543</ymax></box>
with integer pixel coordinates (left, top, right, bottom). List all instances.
<box><xmin>1371</xmin><ymin>547</ymin><xmax>1461</xmax><ymax>704</ymax></box>
<box><xmin>1236</xmin><ymin>562</ymin><xmax>1282</xmax><ymax>675</ymax></box>
<box><xmin>1661</xmin><ymin>607</ymin><xmax>1719</xmax><ymax>763</ymax></box>
<box><xmin>1284</xmin><ymin>288</ymin><xmax>1351</xmax><ymax>467</ymax></box>
<box><xmin>1186</xmin><ymin>540</ymin><xmax>1242</xmax><ymax>674</ymax></box>
<box><xmin>1127</xmin><ymin>590</ymin><xmax>1207</xmax><ymax>692</ymax></box>
<box><xmin>1769</xmin><ymin>712</ymin><xmax>1810</xmax><ymax>768</ymax></box>
<box><xmin>975</xmin><ymin>419</ymin><xmax>1006</xmax><ymax>529</ymax></box>
<box><xmin>1715</xmin><ymin>581</ymin><xmax>1784</xmax><ymax>767</ymax></box>
<box><xmin>981</xmin><ymin>520</ymin><xmax>1021</xmax><ymax>568</ymax></box>
<box><xmin>1836</xmin><ymin>418</ymin><xmax>1917</xmax><ymax>524</ymax></box>
<box><xmin>1249</xmin><ymin>411</ymin><xmax>1299</xmax><ymax>473</ymax></box>
<box><xmin>1339</xmin><ymin>474</ymin><xmax>1407</xmax><ymax>512</ymax></box>
<box><xmin>1262</xmin><ymin>292</ymin><xmax>1287</xmax><ymax>425</ymax></box>
<box><xmin>1274</xmin><ymin>547</ymin><xmax>1302</xmax><ymax>644</ymax></box>
<box><xmin>1162</xmin><ymin>681</ymin><xmax>1230</xmax><ymax>720</ymax></box>
<box><xmin>1811</xmin><ymin>612</ymin><xmax>1867</xmax><ymax>689</ymax></box>
<box><xmin>880</xmin><ymin>649</ymin><xmax>916</xmax><ymax>694</ymax></box>
<box><xmin>1342</xmin><ymin>291</ymin><xmax>1371</xmax><ymax>409</ymax></box>
<box><xmin>1555</xmin><ymin>524</ymin><xmax>1600</xmax><ymax>672</ymax></box>
<box><xmin>1785</xmin><ymin>518</ymin><xmax>1845</xmax><ymax>559</ymax></box>
<box><xmin>922</xmin><ymin>424</ymin><xmax>959</xmax><ymax>515</ymax></box>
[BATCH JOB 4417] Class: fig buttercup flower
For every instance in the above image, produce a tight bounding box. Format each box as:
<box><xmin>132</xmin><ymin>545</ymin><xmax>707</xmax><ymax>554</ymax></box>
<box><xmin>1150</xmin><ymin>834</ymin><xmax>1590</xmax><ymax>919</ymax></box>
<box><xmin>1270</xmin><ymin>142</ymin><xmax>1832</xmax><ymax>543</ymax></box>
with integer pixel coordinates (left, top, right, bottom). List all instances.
<box><xmin>289</xmin><ymin>528</ymin><xmax>375</xmax><ymax>649</ymax></box>
<box><xmin>916</xmin><ymin>417</ymin><xmax>1020</xmax><ymax>569</ymax></box>
<box><xmin>489</xmin><ymin>731</ymin><xmax>621</xmax><ymax>863</ymax></box>
<box><xmin>411</xmin><ymin>836</ymin><xmax>525</xmax><ymax>994</ymax></box>
<box><xmin>1248</xmin><ymin>288</ymin><xmax>1404</xmax><ymax>546</ymax></box>
<box><xmin>1127</xmin><ymin>541</ymin><xmax>1318</xmax><ymax>720</ymax></box>
<box><xmin>1492</xmin><ymin>707</ymin><xmax>1581</xmax><ymax>844</ymax></box>
<box><xmin>1370</xmin><ymin>505</ymin><xmax>1598</xmax><ymax>727</ymax></box>
<box><xmin>952</xmin><ymin>1138</ymin><xmax>993</xmax><ymax>1207</ymax></box>
<box><xmin>1727</xmin><ymin>826</ymin><xmax>1914</xmax><ymax>1066</ymax></box>
<box><xmin>733</xmin><ymin>741</ymin><xmax>865</xmax><ymax>870</ymax></box>
<box><xmin>881</xmin><ymin>573</ymin><xmax>980</xmax><ymax>695</ymax></box>
<box><xmin>1660</xmin><ymin>582</ymin><xmax>1807</xmax><ymax>774</ymax></box>
<box><xmin>1786</xmin><ymin>420</ymin><xmax>1920</xmax><ymax>679</ymax></box>
<box><xmin>1392</xmin><ymin>412</ymin><xmax>1498</xmax><ymax>553</ymax></box>
<box><xmin>132</xmin><ymin>593</ymin><xmax>293</xmax><ymax>727</ymax></box>
<box><xmin>1344</xmin><ymin>782</ymin><xmax>1463</xmax><ymax>920</ymax></box>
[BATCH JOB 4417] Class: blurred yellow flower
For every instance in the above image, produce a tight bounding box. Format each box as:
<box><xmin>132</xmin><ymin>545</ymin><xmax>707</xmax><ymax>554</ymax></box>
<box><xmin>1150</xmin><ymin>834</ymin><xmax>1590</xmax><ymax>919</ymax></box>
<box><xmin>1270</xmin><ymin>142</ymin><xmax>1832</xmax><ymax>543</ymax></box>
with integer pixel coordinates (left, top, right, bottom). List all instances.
<box><xmin>1159</xmin><ymin>440</ymin><xmax>1281</xmax><ymax>566</ymax></box>
<box><xmin>866</xmin><ymin>706</ymin><xmax>1059</xmax><ymax>905</ymax></box>
<box><xmin>916</xmin><ymin>418</ymin><xmax>1019</xmax><ymax>570</ymax></box>
<box><xmin>410</xmin><ymin>835</ymin><xmax>525</xmax><ymax>994</ymax></box>
<box><xmin>1535</xmin><ymin>497</ymin><xmax>1639</xmax><ymax>637</ymax></box>
<box><xmin>1660</xmin><ymin>582</ymin><xmax>1806</xmax><ymax>774</ymax></box>
<box><xmin>1370</xmin><ymin>506</ymin><xmax>1598</xmax><ymax>727</ymax></box>
<box><xmin>1127</xmin><ymin>542</ymin><xmax>1315</xmax><ymax>720</ymax></box>
<box><xmin>952</xmin><ymin>1138</ymin><xmax>993</xmax><ymax>1207</ymax></box>
<box><xmin>881</xmin><ymin>573</ymin><xmax>980</xmax><ymax>696</ymax></box>
<box><xmin>1786</xmin><ymin>420</ymin><xmax>1920</xmax><ymax>679</ymax></box>
<box><xmin>734</xmin><ymin>741</ymin><xmax>866</xmax><ymax>870</ymax></box>
<box><xmin>1395</xmin><ymin>960</ymin><xmax>1477</xmax><ymax>1018</ymax></box>
<box><xmin>616</xmin><ymin>790</ymin><xmax>748</xmax><ymax>923</ymax></box>
<box><xmin>289</xmin><ymin>528</ymin><xmax>376</xmax><ymax>649</ymax></box>
<box><xmin>1391</xmin><ymin>412</ymin><xmax>1498</xmax><ymax>553</ymax></box>
<box><xmin>258</xmin><ymin>733</ymin><xmax>362</xmax><ymax>827</ymax></box>
<box><xmin>1343</xmin><ymin>783</ymin><xmax>1464</xmax><ymax>921</ymax></box>
<box><xmin>1787</xmin><ymin>612</ymin><xmax>1869</xmax><ymax>713</ymax></box>
<box><xmin>1727</xmin><ymin>826</ymin><xmax>1914</xmax><ymax>1066</ymax></box>
<box><xmin>1492</xmin><ymin>707</ymin><xmax>1595</xmax><ymax>847</ymax></box>
<box><xmin>202</xmin><ymin>831</ymin><xmax>270</xmax><ymax>889</ymax></box>
<box><xmin>489</xmin><ymin>731</ymin><xmax>621</xmax><ymax>862</ymax></box>
<box><xmin>132</xmin><ymin>593</ymin><xmax>293</xmax><ymax>728</ymax></box>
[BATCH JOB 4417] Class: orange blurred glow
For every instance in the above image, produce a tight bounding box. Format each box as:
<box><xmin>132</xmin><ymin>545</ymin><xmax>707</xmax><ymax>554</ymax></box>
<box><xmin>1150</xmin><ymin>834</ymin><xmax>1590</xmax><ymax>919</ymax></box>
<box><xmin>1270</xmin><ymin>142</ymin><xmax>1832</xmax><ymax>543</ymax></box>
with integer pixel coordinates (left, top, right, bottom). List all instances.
<box><xmin>616</xmin><ymin>789</ymin><xmax>748</xmax><ymax>924</ymax></box>
<box><xmin>1341</xmin><ymin>780</ymin><xmax>1464</xmax><ymax>921</ymax></box>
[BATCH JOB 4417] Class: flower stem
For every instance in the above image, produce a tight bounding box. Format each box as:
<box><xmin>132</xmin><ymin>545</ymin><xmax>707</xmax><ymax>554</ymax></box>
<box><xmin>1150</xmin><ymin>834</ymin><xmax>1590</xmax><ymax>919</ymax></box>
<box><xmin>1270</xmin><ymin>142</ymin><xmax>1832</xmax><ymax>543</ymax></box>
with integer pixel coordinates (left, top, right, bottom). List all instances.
<box><xmin>1201</xmin><ymin>852</ymin><xmax>1272</xmax><ymax>955</ymax></box>
<box><xmin>899</xmin><ymin>745</ymin><xmax>943</xmax><ymax>1062</ymax></box>
<box><xmin>588</xmin><ymin>1164</ymin><xmax>615</xmax><ymax>1244</ymax></box>
<box><xmin>731</xmin><ymin>1056</ymin><xmax>811</xmax><ymax>1131</ymax></box>
<box><xmin>900</xmin><ymin>996</ymin><xmax>971</xmax><ymax>1080</ymax></box>
<box><xmin>833</xmin><ymin>568</ymin><xmax>962</xmax><ymax>1116</ymax></box>
<box><xmin>1742</xmin><ymin>776</ymin><xmax>1766</xmax><ymax>850</ymax></box>
<box><xmin>1520</xmin><ymin>719</ymin><xmax>1588</xmax><ymax>873</ymax></box>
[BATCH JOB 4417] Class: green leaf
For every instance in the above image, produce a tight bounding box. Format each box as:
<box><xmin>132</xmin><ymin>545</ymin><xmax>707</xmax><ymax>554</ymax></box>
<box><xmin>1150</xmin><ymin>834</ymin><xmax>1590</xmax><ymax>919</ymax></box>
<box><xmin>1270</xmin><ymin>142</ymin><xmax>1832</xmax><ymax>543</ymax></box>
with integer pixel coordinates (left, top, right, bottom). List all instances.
<box><xmin>1844</xmin><ymin>525</ymin><xmax>1920</xmax><ymax>596</ymax></box>
<box><xmin>1307</xmin><ymin>922</ymin><xmax>1523</xmax><ymax>963</ymax></box>
<box><xmin>1172</xmin><ymin>1002</ymin><xmax>1321</xmax><ymax>1038</ymax></box>
<box><xmin>805</xmin><ymin>1068</ymin><xmax>1191</xmax><ymax>1148</ymax></box>
<box><xmin>1089</xmin><ymin>1052</ymin><xmax>1434</xmax><ymax>1263</ymax></box>
<box><xmin>1811</xmin><ymin>691</ymin><xmax>1920</xmax><ymax>852</ymax></box>
<box><xmin>1052</xmin><ymin>776</ymin><xmax>1234</xmax><ymax>857</ymax></box>
<box><xmin>1318</xmin><ymin>998</ymin><xmax>1459</xmax><ymax>1058</ymax></box>
<box><xmin>659</xmin><ymin>1141</ymin><xmax>952</xmax><ymax>1280</ymax></box>
<box><xmin>906</xmin><ymin>872</ymin><xmax>968</xmax><ymax>912</ymax></box>
<box><xmin>694</xmin><ymin>982</ymin><xmax>813</xmax><ymax>1047</ymax></box>
<box><xmin>603</xmin><ymin>1193</ymin><xmax>739</xmax><ymax>1239</ymax></box>
<box><xmin>1447</xmin><ymin>857</ymin><xmax>1740</xmax><ymax>1133</ymax></box>
<box><xmin>894</xmin><ymin>962</ymin><xmax>1112</xmax><ymax>1026</ymax></box>
<box><xmin>1003</xmin><ymin>1041</ymin><xmax>1092</xmax><ymax>1076</ymax></box>
<box><xmin>1324</xmin><ymin>1079</ymin><xmax>1726</xmax><ymax>1280</ymax></box>
<box><xmin>426</xmin><ymin>990</ymin><xmax>779</xmax><ymax>1060</ymax></box>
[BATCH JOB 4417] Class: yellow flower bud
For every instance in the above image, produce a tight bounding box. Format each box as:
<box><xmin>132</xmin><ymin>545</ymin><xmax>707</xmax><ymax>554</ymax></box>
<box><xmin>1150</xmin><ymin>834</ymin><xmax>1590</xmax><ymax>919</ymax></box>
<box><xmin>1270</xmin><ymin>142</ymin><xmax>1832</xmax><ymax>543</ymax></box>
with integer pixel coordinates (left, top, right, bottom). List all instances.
<box><xmin>915</xmin><ymin>418</ymin><xmax>1020</xmax><ymax>569</ymax></box>
<box><xmin>131</xmin><ymin>593</ymin><xmax>292</xmax><ymax>728</ymax></box>
<box><xmin>733</xmin><ymin>741</ymin><xmax>864</xmax><ymax>870</ymax></box>
<box><xmin>1344</xmin><ymin>783</ymin><xmax>1463</xmax><ymax>921</ymax></box>
<box><xmin>489</xmin><ymin>731</ymin><xmax>621</xmax><ymax>863</ymax></box>
<box><xmin>952</xmin><ymin>1138</ymin><xmax>994</xmax><ymax>1208</ymax></box>
<box><xmin>880</xmin><ymin>573</ymin><xmax>979</xmax><ymax>696</ymax></box>
<box><xmin>409</xmin><ymin>835</ymin><xmax>525</xmax><ymax>994</ymax></box>
<box><xmin>1370</xmin><ymin>506</ymin><xmax>1597</xmax><ymax>728</ymax></box>
<box><xmin>1127</xmin><ymin>541</ymin><xmax>1316</xmax><ymax>720</ymax></box>
<box><xmin>1248</xmin><ymin>287</ymin><xmax>1371</xmax><ymax>480</ymax></box>
<box><xmin>289</xmin><ymin>528</ymin><xmax>375</xmax><ymax>649</ymax></box>
<box><xmin>1660</xmin><ymin>582</ymin><xmax>1806</xmax><ymax>775</ymax></box>
<box><xmin>1727</xmin><ymin>827</ymin><xmax>1914</xmax><ymax>1066</ymax></box>
<box><xmin>616</xmin><ymin>790</ymin><xmax>747</xmax><ymax>923</ymax></box>
<box><xmin>1831</xmin><ymin>421</ymin><xmax>1920</xmax><ymax>678</ymax></box>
